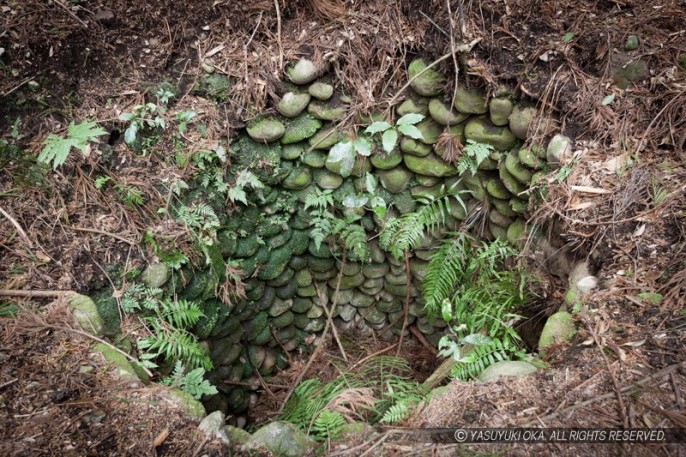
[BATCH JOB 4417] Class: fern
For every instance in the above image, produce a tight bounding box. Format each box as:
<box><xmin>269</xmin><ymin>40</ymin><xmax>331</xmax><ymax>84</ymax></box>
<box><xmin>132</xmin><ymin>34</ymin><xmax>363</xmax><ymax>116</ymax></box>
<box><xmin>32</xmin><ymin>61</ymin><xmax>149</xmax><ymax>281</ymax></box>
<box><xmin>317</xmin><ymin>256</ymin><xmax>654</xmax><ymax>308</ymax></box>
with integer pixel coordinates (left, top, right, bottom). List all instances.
<box><xmin>456</xmin><ymin>140</ymin><xmax>494</xmax><ymax>176</ymax></box>
<box><xmin>380</xmin><ymin>190</ymin><xmax>465</xmax><ymax>260</ymax></box>
<box><xmin>159</xmin><ymin>298</ymin><xmax>203</xmax><ymax>329</ymax></box>
<box><xmin>38</xmin><ymin>120</ymin><xmax>107</xmax><ymax>169</ymax></box>
<box><xmin>161</xmin><ymin>361</ymin><xmax>218</xmax><ymax>399</ymax></box>
<box><xmin>138</xmin><ymin>318</ymin><xmax>212</xmax><ymax>371</ymax></box>
<box><xmin>380</xmin><ymin>401</ymin><xmax>410</xmax><ymax>424</ymax></box>
<box><xmin>311</xmin><ymin>410</ymin><xmax>347</xmax><ymax>441</ymax></box>
<box><xmin>451</xmin><ymin>338</ymin><xmax>527</xmax><ymax>381</ymax></box>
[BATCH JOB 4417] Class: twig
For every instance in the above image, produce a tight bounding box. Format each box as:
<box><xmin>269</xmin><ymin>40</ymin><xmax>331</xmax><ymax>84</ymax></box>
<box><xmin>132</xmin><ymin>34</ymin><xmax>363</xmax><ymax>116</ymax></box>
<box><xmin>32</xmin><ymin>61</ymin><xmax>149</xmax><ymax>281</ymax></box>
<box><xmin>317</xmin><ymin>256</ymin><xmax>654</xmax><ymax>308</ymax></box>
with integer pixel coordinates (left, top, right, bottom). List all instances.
<box><xmin>408</xmin><ymin>325</ymin><xmax>438</xmax><ymax>355</ymax></box>
<box><xmin>387</xmin><ymin>38</ymin><xmax>481</xmax><ymax>107</ymax></box>
<box><xmin>350</xmin><ymin>344</ymin><xmax>398</xmax><ymax>371</ymax></box>
<box><xmin>523</xmin><ymin>361</ymin><xmax>685</xmax><ymax>426</ymax></box>
<box><xmin>0</xmin><ymin>289</ymin><xmax>73</xmax><ymax>298</ymax></box>
<box><xmin>0</xmin><ymin>205</ymin><xmax>33</xmax><ymax>247</ymax></box>
<box><xmin>71</xmin><ymin>226</ymin><xmax>136</xmax><ymax>245</ymax></box>
<box><xmin>0</xmin><ymin>77</ymin><xmax>33</xmax><ymax>98</ymax></box>
<box><xmin>53</xmin><ymin>0</ymin><xmax>89</xmax><ymax>27</ymax></box>
<box><xmin>273</xmin><ymin>0</ymin><xmax>283</xmax><ymax>71</ymax></box>
<box><xmin>0</xmin><ymin>378</ymin><xmax>18</xmax><ymax>390</ymax></box>
<box><xmin>317</xmin><ymin>271</ymin><xmax>348</xmax><ymax>363</ymax></box>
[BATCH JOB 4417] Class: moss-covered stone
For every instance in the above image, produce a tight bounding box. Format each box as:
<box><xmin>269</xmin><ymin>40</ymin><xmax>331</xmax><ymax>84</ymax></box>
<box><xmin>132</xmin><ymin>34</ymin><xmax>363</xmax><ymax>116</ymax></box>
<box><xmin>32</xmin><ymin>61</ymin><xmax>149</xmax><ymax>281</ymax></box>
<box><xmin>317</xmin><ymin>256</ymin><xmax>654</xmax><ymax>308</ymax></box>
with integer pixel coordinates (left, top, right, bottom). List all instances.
<box><xmin>378</xmin><ymin>166</ymin><xmax>413</xmax><ymax>193</ymax></box>
<box><xmin>246</xmin><ymin>117</ymin><xmax>285</xmax><ymax>142</ymax></box>
<box><xmin>489</xmin><ymin>208</ymin><xmax>512</xmax><ymax>228</ymax></box>
<box><xmin>506</xmin><ymin>218</ymin><xmax>527</xmax><ymax>248</ymax></box>
<box><xmin>613</xmin><ymin>58</ymin><xmax>647</xmax><ymax>89</ymax></box>
<box><xmin>400</xmin><ymin>137</ymin><xmax>433</xmax><ymax>157</ymax></box>
<box><xmin>478</xmin><ymin>360</ymin><xmax>538</xmax><ymax>382</ymax></box>
<box><xmin>287</xmin><ymin>58</ymin><xmax>319</xmax><ymax>84</ymax></box>
<box><xmin>489</xmin><ymin>97</ymin><xmax>514</xmax><ymax>126</ymax></box>
<box><xmin>518</xmin><ymin>147</ymin><xmax>545</xmax><ymax>169</ymax></box>
<box><xmin>281</xmin><ymin>167</ymin><xmax>312</xmax><ymax>190</ymax></box>
<box><xmin>69</xmin><ymin>294</ymin><xmax>105</xmax><ymax>337</ymax></box>
<box><xmin>499</xmin><ymin>164</ymin><xmax>527</xmax><ymax>199</ymax></box>
<box><xmin>308</xmin><ymin>240</ymin><xmax>332</xmax><ymax>258</ymax></box>
<box><xmin>257</xmin><ymin>245</ymin><xmax>292</xmax><ymax>280</ymax></box>
<box><xmin>329</xmin><ymin>272</ymin><xmax>365</xmax><ymax>289</ymax></box>
<box><xmin>508</xmin><ymin>104</ymin><xmax>536</xmax><ymax>140</ymax></box>
<box><xmin>233</xmin><ymin>136</ymin><xmax>285</xmax><ymax>185</ymax></box>
<box><xmin>235</xmin><ymin>234</ymin><xmax>261</xmax><ymax>258</ymax></box>
<box><xmin>391</xmin><ymin>190</ymin><xmax>418</xmax><ymax>214</ymax></box>
<box><xmin>491</xmin><ymin>197</ymin><xmax>516</xmax><ymax>217</ymax></box>
<box><xmin>314</xmin><ymin>169</ymin><xmax>343</xmax><ymax>189</ymax></box>
<box><xmin>141</xmin><ymin>263</ymin><xmax>170</xmax><ymax>289</ymax></box>
<box><xmin>505</xmin><ymin>152</ymin><xmax>533</xmax><ymax>184</ymax></box>
<box><xmin>546</xmin><ymin>134</ymin><xmax>572</xmax><ymax>166</ymax></box>
<box><xmin>408</xmin><ymin>59</ymin><xmax>445</xmax><ymax>96</ymax></box>
<box><xmin>163</xmin><ymin>388</ymin><xmax>206</xmax><ymax>418</ymax></box>
<box><xmin>464</xmin><ymin>117</ymin><xmax>518</xmax><ymax>150</ymax></box>
<box><xmin>281</xmin><ymin>143</ymin><xmax>305</xmax><ymax>160</ymax></box>
<box><xmin>307</xmin><ymin>100</ymin><xmax>347</xmax><ymax>121</ymax></box>
<box><xmin>308</xmin><ymin>82</ymin><xmax>334</xmax><ymax>100</ymax></box>
<box><xmin>277</xmin><ymin>92</ymin><xmax>311</xmax><ymax>118</ymax></box>
<box><xmin>428</xmin><ymin>98</ymin><xmax>469</xmax><ymax>125</ymax></box>
<box><xmin>384</xmin><ymin>282</ymin><xmax>418</xmax><ymax>297</ymax></box>
<box><xmin>397</xmin><ymin>97</ymin><xmax>429</xmax><ymax>116</ymax></box>
<box><xmin>538</xmin><ymin>311</ymin><xmax>576</xmax><ymax>355</ymax></box>
<box><xmin>453</xmin><ymin>85</ymin><xmax>488</xmax><ymax>114</ymax></box>
<box><xmin>415</xmin><ymin>118</ymin><xmax>443</xmax><ymax>144</ymax></box>
<box><xmin>485</xmin><ymin>178</ymin><xmax>511</xmax><ymax>200</ymax></box>
<box><xmin>296</xmin><ymin>284</ymin><xmax>317</xmax><ymax>297</ymax></box>
<box><xmin>93</xmin><ymin>342</ymin><xmax>140</xmax><ymax>379</ymax></box>
<box><xmin>217</xmin><ymin>230</ymin><xmax>238</xmax><ymax>257</ymax></box>
<box><xmin>281</xmin><ymin>114</ymin><xmax>322</xmax><ymax>144</ymax></box>
<box><xmin>370</xmin><ymin>149</ymin><xmax>403</xmax><ymax>169</ymax></box>
<box><xmin>510</xmin><ymin>197</ymin><xmax>528</xmax><ymax>214</ymax></box>
<box><xmin>308</xmin><ymin>256</ymin><xmax>335</xmax><ymax>272</ymax></box>
<box><xmin>271</xmin><ymin>310</ymin><xmax>295</xmax><ymax>329</ymax></box>
<box><xmin>308</xmin><ymin>128</ymin><xmax>344</xmax><ymax>150</ymax></box>
<box><xmin>636</xmin><ymin>292</ymin><xmax>663</xmax><ymax>305</ymax></box>
<box><xmin>404</xmin><ymin>153</ymin><xmax>457</xmax><ymax>177</ymax></box>
<box><xmin>364</xmin><ymin>308</ymin><xmax>387</xmax><ymax>325</ymax></box>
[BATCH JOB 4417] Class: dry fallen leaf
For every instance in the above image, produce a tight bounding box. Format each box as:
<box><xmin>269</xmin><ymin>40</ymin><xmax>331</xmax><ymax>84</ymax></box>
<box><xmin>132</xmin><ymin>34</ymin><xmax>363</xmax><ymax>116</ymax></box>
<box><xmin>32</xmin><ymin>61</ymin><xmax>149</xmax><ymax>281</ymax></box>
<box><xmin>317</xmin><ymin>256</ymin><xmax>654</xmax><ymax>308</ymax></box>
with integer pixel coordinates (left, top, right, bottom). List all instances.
<box><xmin>153</xmin><ymin>428</ymin><xmax>170</xmax><ymax>447</ymax></box>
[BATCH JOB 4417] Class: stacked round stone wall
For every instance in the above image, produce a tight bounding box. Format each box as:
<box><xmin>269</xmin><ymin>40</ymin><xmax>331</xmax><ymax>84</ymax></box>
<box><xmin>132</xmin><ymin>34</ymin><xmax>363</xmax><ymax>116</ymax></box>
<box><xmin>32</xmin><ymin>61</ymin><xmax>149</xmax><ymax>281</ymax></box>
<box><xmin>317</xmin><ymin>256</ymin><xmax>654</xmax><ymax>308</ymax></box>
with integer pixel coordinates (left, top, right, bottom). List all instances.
<box><xmin>182</xmin><ymin>58</ymin><xmax>568</xmax><ymax>414</ymax></box>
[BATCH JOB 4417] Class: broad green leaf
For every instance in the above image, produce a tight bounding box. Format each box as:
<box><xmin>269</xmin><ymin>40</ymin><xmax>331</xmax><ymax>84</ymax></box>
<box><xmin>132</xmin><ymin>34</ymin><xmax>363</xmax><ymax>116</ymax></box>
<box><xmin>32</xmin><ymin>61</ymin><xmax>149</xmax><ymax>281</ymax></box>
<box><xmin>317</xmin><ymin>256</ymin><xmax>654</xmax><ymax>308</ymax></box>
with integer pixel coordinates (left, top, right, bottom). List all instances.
<box><xmin>353</xmin><ymin>137</ymin><xmax>372</xmax><ymax>156</ymax></box>
<box><xmin>342</xmin><ymin>194</ymin><xmax>369</xmax><ymax>208</ymax></box>
<box><xmin>381</xmin><ymin>129</ymin><xmax>398</xmax><ymax>153</ymax></box>
<box><xmin>365</xmin><ymin>173</ymin><xmax>377</xmax><ymax>193</ymax></box>
<box><xmin>562</xmin><ymin>32</ymin><xmax>574</xmax><ymax>43</ymax></box>
<box><xmin>119</xmin><ymin>112</ymin><xmax>136</xmax><ymax>121</ymax></box>
<box><xmin>364</xmin><ymin>121</ymin><xmax>392</xmax><ymax>134</ymax></box>
<box><xmin>228</xmin><ymin>187</ymin><xmax>247</xmax><ymax>205</ymax></box>
<box><xmin>462</xmin><ymin>333</ymin><xmax>492</xmax><ymax>346</ymax></box>
<box><xmin>441</xmin><ymin>298</ymin><xmax>452</xmax><ymax>322</ymax></box>
<box><xmin>396</xmin><ymin>113</ymin><xmax>424</xmax><ymax>126</ymax></box>
<box><xmin>329</xmin><ymin>141</ymin><xmax>355</xmax><ymax>177</ymax></box>
<box><xmin>124</xmin><ymin>122</ymin><xmax>139</xmax><ymax>144</ymax></box>
<box><xmin>397</xmin><ymin>124</ymin><xmax>423</xmax><ymax>140</ymax></box>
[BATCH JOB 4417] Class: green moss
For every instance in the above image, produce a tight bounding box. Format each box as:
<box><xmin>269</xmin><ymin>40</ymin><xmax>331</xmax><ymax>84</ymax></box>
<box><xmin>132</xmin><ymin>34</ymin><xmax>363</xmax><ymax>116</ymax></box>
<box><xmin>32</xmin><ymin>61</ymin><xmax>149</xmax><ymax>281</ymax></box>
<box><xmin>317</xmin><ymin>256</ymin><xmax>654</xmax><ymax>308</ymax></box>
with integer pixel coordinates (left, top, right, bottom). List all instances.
<box><xmin>91</xmin><ymin>290</ymin><xmax>121</xmax><ymax>336</ymax></box>
<box><xmin>193</xmin><ymin>299</ymin><xmax>230</xmax><ymax>339</ymax></box>
<box><xmin>257</xmin><ymin>245</ymin><xmax>292</xmax><ymax>280</ymax></box>
<box><xmin>217</xmin><ymin>230</ymin><xmax>238</xmax><ymax>257</ymax></box>
<box><xmin>281</xmin><ymin>114</ymin><xmax>322</xmax><ymax>144</ymax></box>
<box><xmin>289</xmin><ymin>230</ymin><xmax>310</xmax><ymax>255</ymax></box>
<box><xmin>245</xmin><ymin>280</ymin><xmax>266</xmax><ymax>301</ymax></box>
<box><xmin>93</xmin><ymin>343</ymin><xmax>139</xmax><ymax>380</ymax></box>
<box><xmin>163</xmin><ymin>388</ymin><xmax>206</xmax><ymax>418</ymax></box>
<box><xmin>232</xmin><ymin>136</ymin><xmax>285</xmax><ymax>185</ymax></box>
<box><xmin>235</xmin><ymin>234</ymin><xmax>261</xmax><ymax>258</ymax></box>
<box><xmin>194</xmin><ymin>74</ymin><xmax>231</xmax><ymax>102</ymax></box>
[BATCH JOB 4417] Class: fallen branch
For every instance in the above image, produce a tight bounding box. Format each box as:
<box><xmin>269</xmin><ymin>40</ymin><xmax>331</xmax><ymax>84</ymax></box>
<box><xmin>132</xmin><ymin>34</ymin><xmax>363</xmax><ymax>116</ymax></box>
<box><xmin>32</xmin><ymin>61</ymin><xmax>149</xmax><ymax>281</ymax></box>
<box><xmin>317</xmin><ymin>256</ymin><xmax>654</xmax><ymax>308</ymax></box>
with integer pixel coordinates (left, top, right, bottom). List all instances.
<box><xmin>71</xmin><ymin>227</ymin><xmax>137</xmax><ymax>245</ymax></box>
<box><xmin>0</xmin><ymin>205</ymin><xmax>33</xmax><ymax>248</ymax></box>
<box><xmin>0</xmin><ymin>289</ymin><xmax>74</xmax><ymax>298</ymax></box>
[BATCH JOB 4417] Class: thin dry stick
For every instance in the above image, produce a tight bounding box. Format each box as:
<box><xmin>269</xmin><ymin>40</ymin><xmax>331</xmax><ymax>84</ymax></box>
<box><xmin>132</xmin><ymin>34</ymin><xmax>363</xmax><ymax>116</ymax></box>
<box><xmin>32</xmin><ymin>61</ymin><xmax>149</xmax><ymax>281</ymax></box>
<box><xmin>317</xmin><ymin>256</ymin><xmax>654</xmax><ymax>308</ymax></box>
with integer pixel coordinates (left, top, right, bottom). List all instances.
<box><xmin>523</xmin><ymin>361</ymin><xmax>684</xmax><ymax>426</ymax></box>
<box><xmin>387</xmin><ymin>38</ymin><xmax>481</xmax><ymax>107</ymax></box>
<box><xmin>0</xmin><ymin>205</ymin><xmax>33</xmax><ymax>247</ymax></box>
<box><xmin>277</xmin><ymin>260</ymin><xmax>349</xmax><ymax>414</ymax></box>
<box><xmin>273</xmin><ymin>0</ymin><xmax>283</xmax><ymax>71</ymax></box>
<box><xmin>71</xmin><ymin>226</ymin><xmax>136</xmax><ymax>245</ymax></box>
<box><xmin>53</xmin><ymin>0</ymin><xmax>88</xmax><ymax>27</ymax></box>
<box><xmin>350</xmin><ymin>343</ymin><xmax>398</xmax><ymax>371</ymax></box>
<box><xmin>0</xmin><ymin>289</ymin><xmax>73</xmax><ymax>298</ymax></box>
<box><xmin>585</xmin><ymin>317</ymin><xmax>628</xmax><ymax>428</ymax></box>
<box><xmin>317</xmin><ymin>275</ymin><xmax>348</xmax><ymax>363</ymax></box>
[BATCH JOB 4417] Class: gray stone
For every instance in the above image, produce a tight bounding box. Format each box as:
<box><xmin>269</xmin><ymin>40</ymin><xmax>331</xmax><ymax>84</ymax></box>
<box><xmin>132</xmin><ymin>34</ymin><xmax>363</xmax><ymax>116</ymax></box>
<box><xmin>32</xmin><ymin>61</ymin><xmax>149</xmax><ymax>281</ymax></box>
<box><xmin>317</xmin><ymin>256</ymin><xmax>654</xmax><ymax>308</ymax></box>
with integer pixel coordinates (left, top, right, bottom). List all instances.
<box><xmin>407</xmin><ymin>59</ymin><xmax>445</xmax><ymax>96</ymax></box>
<box><xmin>141</xmin><ymin>263</ymin><xmax>170</xmax><ymax>288</ymax></box>
<box><xmin>428</xmin><ymin>98</ymin><xmax>468</xmax><ymax>125</ymax></box>
<box><xmin>478</xmin><ymin>361</ymin><xmax>538</xmax><ymax>382</ymax></box>
<box><xmin>364</xmin><ymin>308</ymin><xmax>387</xmax><ymax>325</ymax></box>
<box><xmin>224</xmin><ymin>425</ymin><xmax>251</xmax><ymax>445</ymax></box>
<box><xmin>338</xmin><ymin>304</ymin><xmax>357</xmax><ymax>321</ymax></box>
<box><xmin>453</xmin><ymin>85</ymin><xmax>488</xmax><ymax>114</ymax></box>
<box><xmin>378</xmin><ymin>167</ymin><xmax>413</xmax><ymax>193</ymax></box>
<box><xmin>404</xmin><ymin>153</ymin><xmax>457</xmax><ymax>177</ymax></box>
<box><xmin>304</xmin><ymin>317</ymin><xmax>325</xmax><ymax>332</ymax></box>
<box><xmin>508</xmin><ymin>105</ymin><xmax>536</xmax><ymax>140</ymax></box>
<box><xmin>268</xmin><ymin>298</ymin><xmax>292</xmax><ymax>317</ymax></box>
<box><xmin>246</xmin><ymin>118</ymin><xmax>285</xmax><ymax>142</ymax></box>
<box><xmin>243</xmin><ymin>421</ymin><xmax>315</xmax><ymax>457</ymax></box>
<box><xmin>277</xmin><ymin>92</ymin><xmax>311</xmax><ymax>118</ymax></box>
<box><xmin>351</xmin><ymin>291</ymin><xmax>375</xmax><ymax>308</ymax></box>
<box><xmin>464</xmin><ymin>117</ymin><xmax>518</xmax><ymax>150</ymax></box>
<box><xmin>301</xmin><ymin>150</ymin><xmax>327</xmax><ymax>168</ymax></box>
<box><xmin>282</xmin><ymin>143</ymin><xmax>305</xmax><ymax>160</ymax></box>
<box><xmin>546</xmin><ymin>134</ymin><xmax>572</xmax><ymax>166</ymax></box>
<box><xmin>308</xmin><ymin>82</ymin><xmax>334</xmax><ymax>100</ymax></box>
<box><xmin>162</xmin><ymin>389</ymin><xmax>206</xmax><ymax>418</ymax></box>
<box><xmin>309</xmin><ymin>128</ymin><xmax>343</xmax><ymax>149</ymax></box>
<box><xmin>489</xmin><ymin>97</ymin><xmax>514</xmax><ymax>127</ymax></box>
<box><xmin>199</xmin><ymin>411</ymin><xmax>230</xmax><ymax>443</ymax></box>
<box><xmin>625</xmin><ymin>35</ymin><xmax>640</xmax><ymax>51</ymax></box>
<box><xmin>287</xmin><ymin>59</ymin><xmax>319</xmax><ymax>85</ymax></box>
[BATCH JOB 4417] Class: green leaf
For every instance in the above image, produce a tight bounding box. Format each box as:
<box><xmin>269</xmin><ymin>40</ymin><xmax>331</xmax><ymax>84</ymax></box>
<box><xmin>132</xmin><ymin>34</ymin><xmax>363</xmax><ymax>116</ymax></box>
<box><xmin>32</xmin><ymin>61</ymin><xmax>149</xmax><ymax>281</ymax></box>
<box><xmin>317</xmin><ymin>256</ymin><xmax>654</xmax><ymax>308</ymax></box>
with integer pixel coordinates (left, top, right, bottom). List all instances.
<box><xmin>365</xmin><ymin>173</ymin><xmax>377</xmax><ymax>193</ymax></box>
<box><xmin>119</xmin><ymin>112</ymin><xmax>136</xmax><ymax>121</ymax></box>
<box><xmin>397</xmin><ymin>124</ymin><xmax>423</xmax><ymax>140</ymax></box>
<box><xmin>124</xmin><ymin>122</ymin><xmax>139</xmax><ymax>145</ymax></box>
<box><xmin>342</xmin><ymin>195</ymin><xmax>369</xmax><ymax>208</ymax></box>
<box><xmin>562</xmin><ymin>32</ymin><xmax>574</xmax><ymax>43</ymax></box>
<box><xmin>364</xmin><ymin>121</ymin><xmax>392</xmax><ymax>134</ymax></box>
<box><xmin>441</xmin><ymin>298</ymin><xmax>452</xmax><ymax>323</ymax></box>
<box><xmin>396</xmin><ymin>113</ymin><xmax>424</xmax><ymax>126</ymax></box>
<box><xmin>353</xmin><ymin>137</ymin><xmax>372</xmax><ymax>156</ymax></box>
<box><xmin>38</xmin><ymin>120</ymin><xmax>107</xmax><ymax>169</ymax></box>
<box><xmin>329</xmin><ymin>141</ymin><xmax>355</xmax><ymax>178</ymax></box>
<box><xmin>381</xmin><ymin>129</ymin><xmax>398</xmax><ymax>153</ymax></box>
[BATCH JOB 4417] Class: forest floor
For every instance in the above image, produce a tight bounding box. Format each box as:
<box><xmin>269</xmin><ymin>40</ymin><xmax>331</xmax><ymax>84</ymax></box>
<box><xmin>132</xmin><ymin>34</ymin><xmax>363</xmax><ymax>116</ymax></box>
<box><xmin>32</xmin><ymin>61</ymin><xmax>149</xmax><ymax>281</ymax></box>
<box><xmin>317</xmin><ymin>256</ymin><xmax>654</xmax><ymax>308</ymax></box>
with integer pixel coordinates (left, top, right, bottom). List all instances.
<box><xmin>1</xmin><ymin>0</ymin><xmax>685</xmax><ymax>455</ymax></box>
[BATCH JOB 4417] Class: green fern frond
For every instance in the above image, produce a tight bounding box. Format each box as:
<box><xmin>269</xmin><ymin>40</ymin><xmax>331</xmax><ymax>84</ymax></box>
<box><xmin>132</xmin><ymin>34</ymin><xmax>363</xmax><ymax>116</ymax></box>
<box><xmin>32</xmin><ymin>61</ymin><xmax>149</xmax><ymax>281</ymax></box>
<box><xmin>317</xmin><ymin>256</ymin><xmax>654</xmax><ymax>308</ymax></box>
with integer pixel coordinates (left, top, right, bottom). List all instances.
<box><xmin>38</xmin><ymin>120</ymin><xmax>107</xmax><ymax>169</ymax></box>
<box><xmin>159</xmin><ymin>299</ymin><xmax>203</xmax><ymax>329</ymax></box>
<box><xmin>451</xmin><ymin>338</ymin><xmax>526</xmax><ymax>381</ymax></box>
<box><xmin>311</xmin><ymin>410</ymin><xmax>347</xmax><ymax>441</ymax></box>
<box><xmin>422</xmin><ymin>232</ymin><xmax>470</xmax><ymax>313</ymax></box>
<box><xmin>380</xmin><ymin>401</ymin><xmax>409</xmax><ymax>424</ymax></box>
<box><xmin>138</xmin><ymin>319</ymin><xmax>213</xmax><ymax>371</ymax></box>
